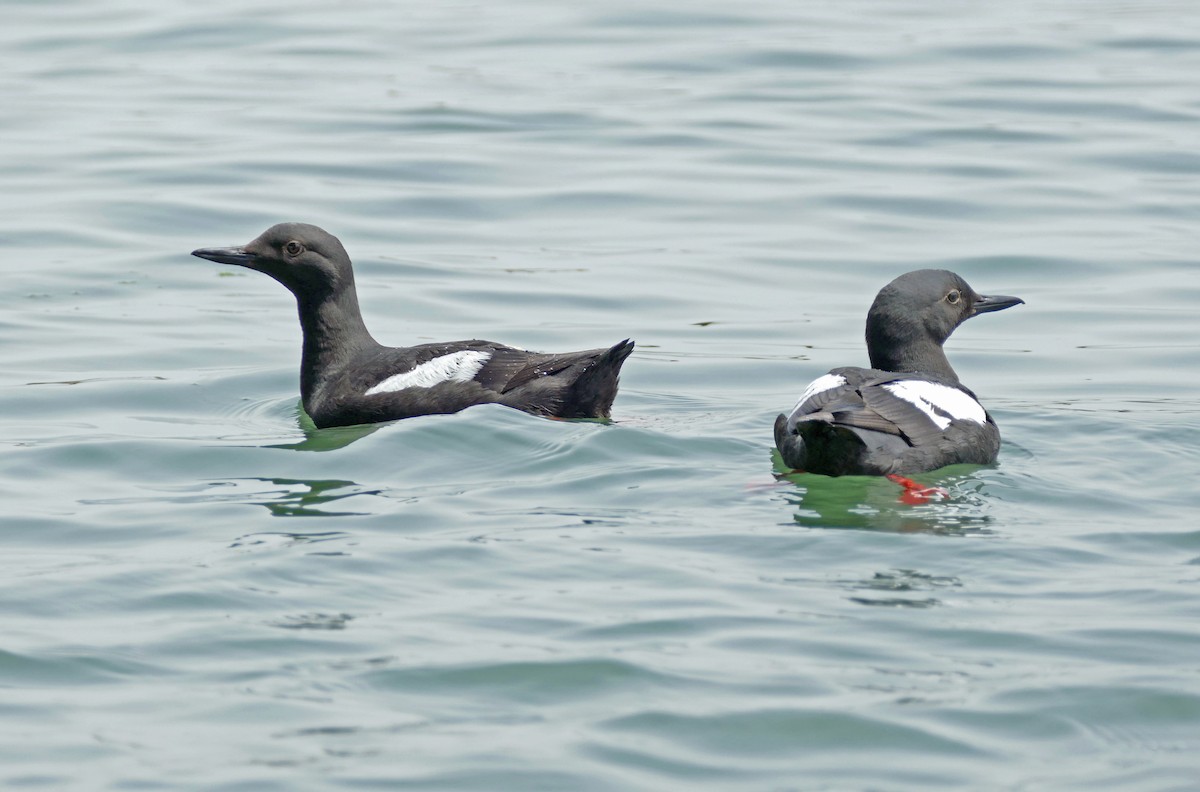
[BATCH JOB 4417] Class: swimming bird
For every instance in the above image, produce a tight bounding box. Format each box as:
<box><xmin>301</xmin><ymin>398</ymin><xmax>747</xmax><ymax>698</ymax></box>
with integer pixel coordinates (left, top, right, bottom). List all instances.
<box><xmin>774</xmin><ymin>269</ymin><xmax>1023</xmax><ymax>476</ymax></box>
<box><xmin>192</xmin><ymin>223</ymin><xmax>634</xmax><ymax>429</ymax></box>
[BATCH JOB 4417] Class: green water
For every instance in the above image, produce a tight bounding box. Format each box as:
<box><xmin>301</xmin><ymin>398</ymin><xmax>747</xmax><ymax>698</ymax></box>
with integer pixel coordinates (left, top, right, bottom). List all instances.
<box><xmin>3</xmin><ymin>1</ymin><xmax>1200</xmax><ymax>789</ymax></box>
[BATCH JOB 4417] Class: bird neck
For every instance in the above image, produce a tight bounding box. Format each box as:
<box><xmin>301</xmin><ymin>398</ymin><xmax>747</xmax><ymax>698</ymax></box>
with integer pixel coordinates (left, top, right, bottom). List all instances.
<box><xmin>866</xmin><ymin>315</ymin><xmax>960</xmax><ymax>381</ymax></box>
<box><xmin>869</xmin><ymin>342</ymin><xmax>959</xmax><ymax>381</ymax></box>
<box><xmin>295</xmin><ymin>284</ymin><xmax>380</xmax><ymax>399</ymax></box>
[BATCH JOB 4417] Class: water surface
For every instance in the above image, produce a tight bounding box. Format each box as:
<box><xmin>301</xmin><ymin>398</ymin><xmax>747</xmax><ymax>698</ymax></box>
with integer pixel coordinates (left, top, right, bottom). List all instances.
<box><xmin>3</xmin><ymin>1</ymin><xmax>1200</xmax><ymax>789</ymax></box>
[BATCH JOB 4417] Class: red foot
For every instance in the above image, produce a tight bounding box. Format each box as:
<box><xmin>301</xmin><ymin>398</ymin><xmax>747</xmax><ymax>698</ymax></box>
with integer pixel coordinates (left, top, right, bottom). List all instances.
<box><xmin>886</xmin><ymin>474</ymin><xmax>949</xmax><ymax>505</ymax></box>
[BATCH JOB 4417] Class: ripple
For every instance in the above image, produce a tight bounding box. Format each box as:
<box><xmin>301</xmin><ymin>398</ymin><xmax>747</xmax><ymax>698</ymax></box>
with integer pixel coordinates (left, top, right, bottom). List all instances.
<box><xmin>360</xmin><ymin>658</ymin><xmax>694</xmax><ymax>704</ymax></box>
<box><xmin>269</xmin><ymin>613</ymin><xmax>355</xmax><ymax>631</ymax></box>
<box><xmin>601</xmin><ymin>708</ymin><xmax>986</xmax><ymax>756</ymax></box>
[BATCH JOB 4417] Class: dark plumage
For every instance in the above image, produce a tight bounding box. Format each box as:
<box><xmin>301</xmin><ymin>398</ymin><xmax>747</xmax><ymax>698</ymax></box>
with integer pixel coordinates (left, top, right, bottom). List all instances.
<box><xmin>192</xmin><ymin>223</ymin><xmax>634</xmax><ymax>429</ymax></box>
<box><xmin>774</xmin><ymin>269</ymin><xmax>1023</xmax><ymax>476</ymax></box>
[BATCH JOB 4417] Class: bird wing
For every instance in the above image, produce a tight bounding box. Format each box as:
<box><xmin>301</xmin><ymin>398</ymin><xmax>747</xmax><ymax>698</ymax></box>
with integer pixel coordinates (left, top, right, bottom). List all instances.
<box><xmin>394</xmin><ymin>341</ymin><xmax>613</xmax><ymax>396</ymax></box>
<box><xmin>857</xmin><ymin>380</ymin><xmax>947</xmax><ymax>446</ymax></box>
<box><xmin>472</xmin><ymin>346</ymin><xmax>578</xmax><ymax>394</ymax></box>
<box><xmin>789</xmin><ymin>369</ymin><xmax>968</xmax><ymax>447</ymax></box>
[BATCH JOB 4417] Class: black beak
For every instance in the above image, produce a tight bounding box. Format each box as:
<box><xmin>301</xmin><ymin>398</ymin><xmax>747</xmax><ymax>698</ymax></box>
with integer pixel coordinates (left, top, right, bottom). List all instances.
<box><xmin>191</xmin><ymin>246</ymin><xmax>257</xmax><ymax>268</ymax></box>
<box><xmin>973</xmin><ymin>293</ymin><xmax>1024</xmax><ymax>315</ymax></box>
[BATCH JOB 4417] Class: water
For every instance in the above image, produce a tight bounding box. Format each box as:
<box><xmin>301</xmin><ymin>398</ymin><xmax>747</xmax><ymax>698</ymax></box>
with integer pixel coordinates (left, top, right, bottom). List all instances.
<box><xmin>3</xmin><ymin>1</ymin><xmax>1200</xmax><ymax>788</ymax></box>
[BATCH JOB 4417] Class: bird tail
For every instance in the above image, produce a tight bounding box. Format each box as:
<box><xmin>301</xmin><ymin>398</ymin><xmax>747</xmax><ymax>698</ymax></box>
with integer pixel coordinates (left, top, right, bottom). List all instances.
<box><xmin>774</xmin><ymin>413</ymin><xmax>808</xmax><ymax>470</ymax></box>
<box><xmin>778</xmin><ymin>415</ymin><xmax>886</xmax><ymax>477</ymax></box>
<box><xmin>562</xmin><ymin>339</ymin><xmax>635</xmax><ymax>419</ymax></box>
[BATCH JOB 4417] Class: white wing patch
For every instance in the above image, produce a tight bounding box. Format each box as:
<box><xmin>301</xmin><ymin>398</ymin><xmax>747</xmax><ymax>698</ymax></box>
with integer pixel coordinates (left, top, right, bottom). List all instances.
<box><xmin>882</xmin><ymin>380</ymin><xmax>986</xmax><ymax>429</ymax></box>
<box><xmin>364</xmin><ymin>350</ymin><xmax>491</xmax><ymax>396</ymax></box>
<box><xmin>793</xmin><ymin>373</ymin><xmax>847</xmax><ymax>412</ymax></box>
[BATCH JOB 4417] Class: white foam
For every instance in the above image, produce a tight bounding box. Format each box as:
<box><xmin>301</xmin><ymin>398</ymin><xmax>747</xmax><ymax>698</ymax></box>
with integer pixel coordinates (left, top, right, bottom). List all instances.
<box><xmin>882</xmin><ymin>380</ymin><xmax>986</xmax><ymax>429</ymax></box>
<box><xmin>364</xmin><ymin>350</ymin><xmax>491</xmax><ymax>395</ymax></box>
<box><xmin>793</xmin><ymin>373</ymin><xmax>847</xmax><ymax>411</ymax></box>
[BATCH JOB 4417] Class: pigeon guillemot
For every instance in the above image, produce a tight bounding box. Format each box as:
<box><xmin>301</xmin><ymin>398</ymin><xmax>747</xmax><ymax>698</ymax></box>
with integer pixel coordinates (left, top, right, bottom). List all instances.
<box><xmin>774</xmin><ymin>269</ymin><xmax>1023</xmax><ymax>477</ymax></box>
<box><xmin>192</xmin><ymin>223</ymin><xmax>634</xmax><ymax>429</ymax></box>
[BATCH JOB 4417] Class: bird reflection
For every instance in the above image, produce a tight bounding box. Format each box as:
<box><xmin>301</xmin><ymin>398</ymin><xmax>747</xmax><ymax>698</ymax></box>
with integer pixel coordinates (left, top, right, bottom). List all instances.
<box><xmin>771</xmin><ymin>450</ymin><xmax>995</xmax><ymax>535</ymax></box>
<box><xmin>267</xmin><ymin>408</ymin><xmax>382</xmax><ymax>452</ymax></box>
<box><xmin>243</xmin><ymin>477</ymin><xmax>380</xmax><ymax>518</ymax></box>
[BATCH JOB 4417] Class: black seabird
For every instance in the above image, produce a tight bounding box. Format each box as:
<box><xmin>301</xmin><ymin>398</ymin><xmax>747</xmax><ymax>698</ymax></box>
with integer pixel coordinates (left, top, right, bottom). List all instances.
<box><xmin>774</xmin><ymin>269</ymin><xmax>1023</xmax><ymax>477</ymax></box>
<box><xmin>192</xmin><ymin>223</ymin><xmax>634</xmax><ymax>429</ymax></box>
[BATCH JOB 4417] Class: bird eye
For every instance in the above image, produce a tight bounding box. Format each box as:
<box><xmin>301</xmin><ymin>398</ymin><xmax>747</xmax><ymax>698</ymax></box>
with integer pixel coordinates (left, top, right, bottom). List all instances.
<box><xmin>946</xmin><ymin>290</ymin><xmax>961</xmax><ymax>304</ymax></box>
<box><xmin>285</xmin><ymin>241</ymin><xmax>304</xmax><ymax>256</ymax></box>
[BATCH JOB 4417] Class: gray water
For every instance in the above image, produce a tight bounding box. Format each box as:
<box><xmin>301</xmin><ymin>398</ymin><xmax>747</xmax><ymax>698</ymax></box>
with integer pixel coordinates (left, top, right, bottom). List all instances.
<box><xmin>3</xmin><ymin>1</ymin><xmax>1200</xmax><ymax>789</ymax></box>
